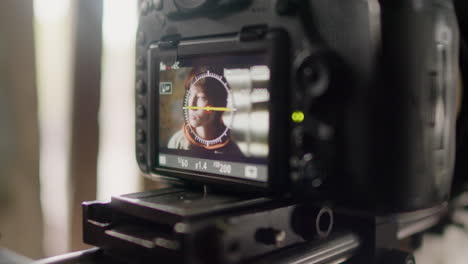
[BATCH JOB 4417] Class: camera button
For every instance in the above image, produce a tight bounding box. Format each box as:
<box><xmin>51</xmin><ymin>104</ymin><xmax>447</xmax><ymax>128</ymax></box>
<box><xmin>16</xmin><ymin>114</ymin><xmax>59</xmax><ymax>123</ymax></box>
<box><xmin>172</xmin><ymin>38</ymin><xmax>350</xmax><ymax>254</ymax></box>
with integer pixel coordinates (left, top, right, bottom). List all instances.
<box><xmin>136</xmin><ymin>56</ymin><xmax>146</xmax><ymax>70</ymax></box>
<box><xmin>155</xmin><ymin>13</ymin><xmax>167</xmax><ymax>27</ymax></box>
<box><xmin>244</xmin><ymin>166</ymin><xmax>258</xmax><ymax>179</ymax></box>
<box><xmin>137</xmin><ymin>31</ymin><xmax>146</xmax><ymax>46</ymax></box>
<box><xmin>137</xmin><ymin>105</ymin><xmax>146</xmax><ymax>119</ymax></box>
<box><xmin>140</xmin><ymin>1</ymin><xmax>151</xmax><ymax>15</ymax></box>
<box><xmin>137</xmin><ymin>129</ymin><xmax>146</xmax><ymax>143</ymax></box>
<box><xmin>289</xmin><ymin>156</ymin><xmax>300</xmax><ymax>168</ymax></box>
<box><xmin>139</xmin><ymin>163</ymin><xmax>148</xmax><ymax>173</ymax></box>
<box><xmin>136</xmin><ymin>79</ymin><xmax>147</xmax><ymax>95</ymax></box>
<box><xmin>153</xmin><ymin>0</ymin><xmax>163</xmax><ymax>10</ymax></box>
<box><xmin>299</xmin><ymin>59</ymin><xmax>329</xmax><ymax>98</ymax></box>
<box><xmin>138</xmin><ymin>152</ymin><xmax>146</xmax><ymax>163</ymax></box>
<box><xmin>292</xmin><ymin>126</ymin><xmax>303</xmax><ymax>148</ymax></box>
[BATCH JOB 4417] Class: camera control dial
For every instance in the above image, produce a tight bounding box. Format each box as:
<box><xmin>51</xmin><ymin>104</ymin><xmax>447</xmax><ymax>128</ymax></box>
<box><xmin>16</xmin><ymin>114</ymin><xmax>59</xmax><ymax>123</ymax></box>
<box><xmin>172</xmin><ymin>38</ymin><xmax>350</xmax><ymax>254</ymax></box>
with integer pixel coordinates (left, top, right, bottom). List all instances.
<box><xmin>292</xmin><ymin>50</ymin><xmax>344</xmax><ymax>192</ymax></box>
<box><xmin>295</xmin><ymin>51</ymin><xmax>332</xmax><ymax>103</ymax></box>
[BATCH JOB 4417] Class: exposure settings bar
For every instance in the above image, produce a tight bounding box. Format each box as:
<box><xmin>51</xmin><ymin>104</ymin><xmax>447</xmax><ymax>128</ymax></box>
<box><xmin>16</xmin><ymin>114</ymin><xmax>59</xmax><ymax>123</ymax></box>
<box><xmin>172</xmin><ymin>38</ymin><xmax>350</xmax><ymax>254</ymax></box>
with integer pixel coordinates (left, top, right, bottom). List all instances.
<box><xmin>159</xmin><ymin>154</ymin><xmax>267</xmax><ymax>182</ymax></box>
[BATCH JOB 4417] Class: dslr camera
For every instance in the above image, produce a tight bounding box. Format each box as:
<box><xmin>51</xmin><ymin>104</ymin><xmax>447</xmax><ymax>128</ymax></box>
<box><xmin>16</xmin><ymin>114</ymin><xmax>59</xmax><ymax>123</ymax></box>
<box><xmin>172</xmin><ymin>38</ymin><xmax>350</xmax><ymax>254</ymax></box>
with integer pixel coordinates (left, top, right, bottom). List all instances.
<box><xmin>81</xmin><ymin>0</ymin><xmax>461</xmax><ymax>263</ymax></box>
<box><xmin>135</xmin><ymin>0</ymin><xmax>458</xmax><ymax>212</ymax></box>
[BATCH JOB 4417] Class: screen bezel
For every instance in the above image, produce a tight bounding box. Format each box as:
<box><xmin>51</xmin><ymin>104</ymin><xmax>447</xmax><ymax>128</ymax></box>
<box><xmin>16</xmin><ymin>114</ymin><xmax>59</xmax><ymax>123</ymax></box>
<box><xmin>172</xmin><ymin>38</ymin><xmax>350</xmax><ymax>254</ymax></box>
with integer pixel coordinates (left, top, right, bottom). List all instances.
<box><xmin>147</xmin><ymin>32</ymin><xmax>290</xmax><ymax>193</ymax></box>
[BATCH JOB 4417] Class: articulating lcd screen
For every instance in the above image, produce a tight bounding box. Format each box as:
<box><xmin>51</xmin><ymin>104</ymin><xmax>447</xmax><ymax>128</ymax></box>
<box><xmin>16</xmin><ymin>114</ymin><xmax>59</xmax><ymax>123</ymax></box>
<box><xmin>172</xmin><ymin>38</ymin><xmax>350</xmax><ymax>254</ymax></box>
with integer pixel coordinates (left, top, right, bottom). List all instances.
<box><xmin>157</xmin><ymin>53</ymin><xmax>270</xmax><ymax>182</ymax></box>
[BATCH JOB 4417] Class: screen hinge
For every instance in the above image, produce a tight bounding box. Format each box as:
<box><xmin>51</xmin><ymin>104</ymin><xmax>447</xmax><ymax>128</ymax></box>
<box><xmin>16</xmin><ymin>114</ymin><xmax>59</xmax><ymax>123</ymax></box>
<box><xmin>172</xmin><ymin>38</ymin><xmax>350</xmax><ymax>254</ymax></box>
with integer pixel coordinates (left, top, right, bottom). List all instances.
<box><xmin>240</xmin><ymin>25</ymin><xmax>268</xmax><ymax>42</ymax></box>
<box><xmin>158</xmin><ymin>34</ymin><xmax>180</xmax><ymax>67</ymax></box>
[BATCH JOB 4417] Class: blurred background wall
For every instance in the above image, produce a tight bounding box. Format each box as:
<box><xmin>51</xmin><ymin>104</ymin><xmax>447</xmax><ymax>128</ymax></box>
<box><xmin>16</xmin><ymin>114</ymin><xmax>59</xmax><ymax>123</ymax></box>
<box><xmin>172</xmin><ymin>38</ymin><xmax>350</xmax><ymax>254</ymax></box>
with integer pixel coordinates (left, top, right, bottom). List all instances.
<box><xmin>0</xmin><ymin>0</ymin><xmax>43</xmax><ymax>259</ymax></box>
<box><xmin>0</xmin><ymin>0</ymin><xmax>141</xmax><ymax>259</ymax></box>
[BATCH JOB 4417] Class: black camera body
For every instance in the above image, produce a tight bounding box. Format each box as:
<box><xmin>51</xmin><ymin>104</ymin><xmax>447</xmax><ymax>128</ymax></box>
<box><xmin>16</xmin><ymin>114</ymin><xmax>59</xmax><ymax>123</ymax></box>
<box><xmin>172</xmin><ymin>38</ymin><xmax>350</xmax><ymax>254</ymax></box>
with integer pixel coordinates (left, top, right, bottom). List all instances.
<box><xmin>135</xmin><ymin>0</ymin><xmax>459</xmax><ymax>214</ymax></box>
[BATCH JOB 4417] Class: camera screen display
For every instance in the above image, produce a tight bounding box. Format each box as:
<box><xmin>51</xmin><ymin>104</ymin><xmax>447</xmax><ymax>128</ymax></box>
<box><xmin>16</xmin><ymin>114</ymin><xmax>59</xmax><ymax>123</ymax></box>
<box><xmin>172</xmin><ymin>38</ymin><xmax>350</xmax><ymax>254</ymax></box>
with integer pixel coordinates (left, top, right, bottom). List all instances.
<box><xmin>157</xmin><ymin>53</ymin><xmax>270</xmax><ymax>182</ymax></box>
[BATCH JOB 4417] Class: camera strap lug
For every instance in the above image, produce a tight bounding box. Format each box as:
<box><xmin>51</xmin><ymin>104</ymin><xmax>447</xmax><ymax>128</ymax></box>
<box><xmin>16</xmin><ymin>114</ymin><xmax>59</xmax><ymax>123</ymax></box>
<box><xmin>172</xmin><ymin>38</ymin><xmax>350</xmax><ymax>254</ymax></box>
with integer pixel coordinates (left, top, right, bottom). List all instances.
<box><xmin>240</xmin><ymin>25</ymin><xmax>268</xmax><ymax>41</ymax></box>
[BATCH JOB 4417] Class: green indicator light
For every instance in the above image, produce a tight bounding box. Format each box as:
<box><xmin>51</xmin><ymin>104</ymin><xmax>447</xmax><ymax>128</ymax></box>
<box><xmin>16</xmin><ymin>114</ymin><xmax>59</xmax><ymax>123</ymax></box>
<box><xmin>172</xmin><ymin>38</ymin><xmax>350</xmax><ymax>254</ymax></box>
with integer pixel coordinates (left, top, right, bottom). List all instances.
<box><xmin>292</xmin><ymin>111</ymin><xmax>305</xmax><ymax>123</ymax></box>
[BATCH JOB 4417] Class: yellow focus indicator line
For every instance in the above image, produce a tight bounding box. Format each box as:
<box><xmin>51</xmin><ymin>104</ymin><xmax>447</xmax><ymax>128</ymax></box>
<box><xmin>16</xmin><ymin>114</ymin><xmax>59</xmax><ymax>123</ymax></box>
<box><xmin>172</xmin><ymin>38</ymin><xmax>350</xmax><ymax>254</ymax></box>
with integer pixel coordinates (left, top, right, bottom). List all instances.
<box><xmin>183</xmin><ymin>106</ymin><xmax>237</xmax><ymax>112</ymax></box>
